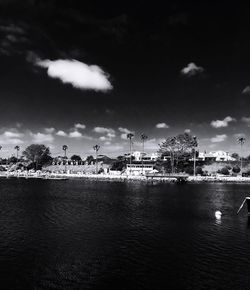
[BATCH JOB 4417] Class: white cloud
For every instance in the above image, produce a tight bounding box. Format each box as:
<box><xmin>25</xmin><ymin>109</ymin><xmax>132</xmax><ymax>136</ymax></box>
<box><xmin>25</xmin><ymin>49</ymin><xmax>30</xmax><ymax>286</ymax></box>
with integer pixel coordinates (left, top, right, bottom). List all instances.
<box><xmin>0</xmin><ymin>137</ymin><xmax>23</xmax><ymax>145</ymax></box>
<box><xmin>74</xmin><ymin>123</ymin><xmax>86</xmax><ymax>130</ymax></box>
<box><xmin>211</xmin><ymin>134</ymin><xmax>227</xmax><ymax>143</ymax></box>
<box><xmin>107</xmin><ymin>132</ymin><xmax>116</xmax><ymax>138</ymax></box>
<box><xmin>3</xmin><ymin>131</ymin><xmax>23</xmax><ymax>138</ymax></box>
<box><xmin>242</xmin><ymin>117</ymin><xmax>250</xmax><ymax>126</ymax></box>
<box><xmin>44</xmin><ymin>127</ymin><xmax>55</xmax><ymax>134</ymax></box>
<box><xmin>181</xmin><ymin>62</ymin><xmax>204</xmax><ymax>77</ymax></box>
<box><xmin>68</xmin><ymin>130</ymin><xmax>83</xmax><ymax>138</ymax></box>
<box><xmin>56</xmin><ymin>130</ymin><xmax>67</xmax><ymax>137</ymax></box>
<box><xmin>210</xmin><ymin>116</ymin><xmax>235</xmax><ymax>128</ymax></box>
<box><xmin>94</xmin><ymin>127</ymin><xmax>116</xmax><ymax>142</ymax></box>
<box><xmin>118</xmin><ymin>127</ymin><xmax>134</xmax><ymax>140</ymax></box>
<box><xmin>156</xmin><ymin>123</ymin><xmax>169</xmax><ymax>129</ymax></box>
<box><xmin>31</xmin><ymin>132</ymin><xmax>54</xmax><ymax>143</ymax></box>
<box><xmin>242</xmin><ymin>86</ymin><xmax>250</xmax><ymax>94</ymax></box>
<box><xmin>0</xmin><ymin>130</ymin><xmax>23</xmax><ymax>145</ymax></box>
<box><xmin>36</xmin><ymin>59</ymin><xmax>112</xmax><ymax>91</ymax></box>
<box><xmin>93</xmin><ymin>127</ymin><xmax>115</xmax><ymax>134</ymax></box>
<box><xmin>184</xmin><ymin>129</ymin><xmax>191</xmax><ymax>133</ymax></box>
<box><xmin>233</xmin><ymin>133</ymin><xmax>246</xmax><ymax>139</ymax></box>
<box><xmin>81</xmin><ymin>135</ymin><xmax>93</xmax><ymax>140</ymax></box>
<box><xmin>118</xmin><ymin>127</ymin><xmax>131</xmax><ymax>134</ymax></box>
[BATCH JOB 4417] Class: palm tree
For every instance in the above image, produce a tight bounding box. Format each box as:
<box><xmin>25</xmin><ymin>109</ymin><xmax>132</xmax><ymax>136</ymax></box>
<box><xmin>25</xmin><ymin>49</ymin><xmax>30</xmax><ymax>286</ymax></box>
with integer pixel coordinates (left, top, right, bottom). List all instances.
<box><xmin>93</xmin><ymin>144</ymin><xmax>100</xmax><ymax>174</ymax></box>
<box><xmin>127</xmin><ymin>133</ymin><xmax>134</xmax><ymax>174</ymax></box>
<box><xmin>237</xmin><ymin>137</ymin><xmax>246</xmax><ymax>173</ymax></box>
<box><xmin>14</xmin><ymin>145</ymin><xmax>20</xmax><ymax>160</ymax></box>
<box><xmin>62</xmin><ymin>145</ymin><xmax>68</xmax><ymax>173</ymax></box>
<box><xmin>140</xmin><ymin>133</ymin><xmax>148</xmax><ymax>174</ymax></box>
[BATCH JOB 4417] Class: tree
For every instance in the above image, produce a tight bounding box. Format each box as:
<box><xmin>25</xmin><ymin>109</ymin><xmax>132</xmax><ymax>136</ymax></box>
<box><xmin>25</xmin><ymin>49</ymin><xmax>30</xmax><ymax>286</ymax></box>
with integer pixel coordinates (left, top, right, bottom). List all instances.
<box><xmin>23</xmin><ymin>144</ymin><xmax>51</xmax><ymax>170</ymax></box>
<box><xmin>14</xmin><ymin>145</ymin><xmax>20</xmax><ymax>159</ymax></box>
<box><xmin>232</xmin><ymin>165</ymin><xmax>241</xmax><ymax>174</ymax></box>
<box><xmin>71</xmin><ymin>155</ymin><xmax>82</xmax><ymax>162</ymax></box>
<box><xmin>159</xmin><ymin>133</ymin><xmax>197</xmax><ymax>173</ymax></box>
<box><xmin>62</xmin><ymin>145</ymin><xmax>68</xmax><ymax>159</ymax></box>
<box><xmin>231</xmin><ymin>153</ymin><xmax>240</xmax><ymax>160</ymax></box>
<box><xmin>127</xmin><ymin>133</ymin><xmax>134</xmax><ymax>174</ymax></box>
<box><xmin>237</xmin><ymin>137</ymin><xmax>246</xmax><ymax>172</ymax></box>
<box><xmin>86</xmin><ymin>155</ymin><xmax>94</xmax><ymax>165</ymax></box>
<box><xmin>218</xmin><ymin>167</ymin><xmax>230</xmax><ymax>175</ymax></box>
<box><xmin>195</xmin><ymin>166</ymin><xmax>203</xmax><ymax>176</ymax></box>
<box><xmin>140</xmin><ymin>133</ymin><xmax>148</xmax><ymax>174</ymax></box>
<box><xmin>111</xmin><ymin>156</ymin><xmax>127</xmax><ymax>171</ymax></box>
<box><xmin>62</xmin><ymin>145</ymin><xmax>68</xmax><ymax>172</ymax></box>
<box><xmin>192</xmin><ymin>136</ymin><xmax>198</xmax><ymax>177</ymax></box>
<box><xmin>93</xmin><ymin>144</ymin><xmax>100</xmax><ymax>174</ymax></box>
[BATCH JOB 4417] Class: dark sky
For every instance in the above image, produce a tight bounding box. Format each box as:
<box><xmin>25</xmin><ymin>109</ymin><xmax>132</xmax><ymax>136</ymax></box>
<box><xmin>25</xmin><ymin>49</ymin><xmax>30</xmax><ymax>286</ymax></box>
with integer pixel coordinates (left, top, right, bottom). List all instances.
<box><xmin>0</xmin><ymin>0</ymin><xmax>250</xmax><ymax>157</ymax></box>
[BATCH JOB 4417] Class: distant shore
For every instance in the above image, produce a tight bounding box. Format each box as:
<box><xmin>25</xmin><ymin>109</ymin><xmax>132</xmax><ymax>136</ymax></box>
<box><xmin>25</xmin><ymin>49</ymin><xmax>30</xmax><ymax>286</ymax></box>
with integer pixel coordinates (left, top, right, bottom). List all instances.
<box><xmin>1</xmin><ymin>171</ymin><xmax>250</xmax><ymax>183</ymax></box>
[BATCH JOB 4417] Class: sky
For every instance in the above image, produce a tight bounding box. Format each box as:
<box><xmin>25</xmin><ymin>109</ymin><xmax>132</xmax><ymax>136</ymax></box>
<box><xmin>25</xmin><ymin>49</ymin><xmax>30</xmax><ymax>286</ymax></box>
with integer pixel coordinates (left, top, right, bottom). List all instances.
<box><xmin>0</xmin><ymin>0</ymin><xmax>250</xmax><ymax>157</ymax></box>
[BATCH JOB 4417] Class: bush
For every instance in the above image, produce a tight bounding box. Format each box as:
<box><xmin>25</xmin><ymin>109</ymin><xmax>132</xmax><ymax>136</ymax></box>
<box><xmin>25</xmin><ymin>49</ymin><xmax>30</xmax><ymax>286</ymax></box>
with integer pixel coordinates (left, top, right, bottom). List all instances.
<box><xmin>218</xmin><ymin>167</ymin><xmax>230</xmax><ymax>175</ymax></box>
<box><xmin>232</xmin><ymin>165</ymin><xmax>241</xmax><ymax>174</ymax></box>
<box><xmin>195</xmin><ymin>166</ymin><xmax>203</xmax><ymax>175</ymax></box>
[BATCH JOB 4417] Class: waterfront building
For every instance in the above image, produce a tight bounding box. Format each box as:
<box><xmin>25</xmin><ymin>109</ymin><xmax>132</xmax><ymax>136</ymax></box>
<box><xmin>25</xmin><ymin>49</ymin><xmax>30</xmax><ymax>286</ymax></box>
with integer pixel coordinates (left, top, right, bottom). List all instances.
<box><xmin>125</xmin><ymin>163</ymin><xmax>155</xmax><ymax>175</ymax></box>
<box><xmin>198</xmin><ymin>151</ymin><xmax>236</xmax><ymax>162</ymax></box>
<box><xmin>131</xmin><ymin>151</ymin><xmax>160</xmax><ymax>162</ymax></box>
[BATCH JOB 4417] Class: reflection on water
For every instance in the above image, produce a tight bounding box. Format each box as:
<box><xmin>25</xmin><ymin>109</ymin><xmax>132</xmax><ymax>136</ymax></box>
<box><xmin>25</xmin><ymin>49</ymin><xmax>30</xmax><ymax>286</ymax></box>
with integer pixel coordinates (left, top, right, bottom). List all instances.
<box><xmin>0</xmin><ymin>179</ymin><xmax>250</xmax><ymax>289</ymax></box>
<box><xmin>247</xmin><ymin>216</ymin><xmax>250</xmax><ymax>228</ymax></box>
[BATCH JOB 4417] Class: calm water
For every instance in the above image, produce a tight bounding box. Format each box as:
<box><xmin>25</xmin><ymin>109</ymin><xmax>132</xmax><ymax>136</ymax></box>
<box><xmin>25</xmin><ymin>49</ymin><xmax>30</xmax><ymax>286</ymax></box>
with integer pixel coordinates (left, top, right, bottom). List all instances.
<box><xmin>0</xmin><ymin>179</ymin><xmax>250</xmax><ymax>289</ymax></box>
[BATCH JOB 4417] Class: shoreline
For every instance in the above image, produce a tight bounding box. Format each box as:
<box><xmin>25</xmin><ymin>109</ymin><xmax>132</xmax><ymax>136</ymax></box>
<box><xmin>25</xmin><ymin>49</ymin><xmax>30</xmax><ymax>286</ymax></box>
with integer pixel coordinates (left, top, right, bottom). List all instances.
<box><xmin>1</xmin><ymin>171</ymin><xmax>250</xmax><ymax>183</ymax></box>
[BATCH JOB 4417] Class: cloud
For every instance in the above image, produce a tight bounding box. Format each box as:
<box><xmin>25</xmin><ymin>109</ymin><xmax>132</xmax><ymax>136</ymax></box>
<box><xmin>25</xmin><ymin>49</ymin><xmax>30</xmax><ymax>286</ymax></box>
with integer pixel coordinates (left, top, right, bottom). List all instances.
<box><xmin>94</xmin><ymin>127</ymin><xmax>115</xmax><ymax>142</ymax></box>
<box><xmin>74</xmin><ymin>123</ymin><xmax>86</xmax><ymax>130</ymax></box>
<box><xmin>31</xmin><ymin>132</ymin><xmax>54</xmax><ymax>143</ymax></box>
<box><xmin>118</xmin><ymin>127</ymin><xmax>134</xmax><ymax>140</ymax></box>
<box><xmin>68</xmin><ymin>130</ymin><xmax>83</xmax><ymax>138</ymax></box>
<box><xmin>56</xmin><ymin>130</ymin><xmax>67</xmax><ymax>137</ymax></box>
<box><xmin>3</xmin><ymin>131</ymin><xmax>23</xmax><ymax>138</ymax></box>
<box><xmin>93</xmin><ymin>127</ymin><xmax>115</xmax><ymax>134</ymax></box>
<box><xmin>211</xmin><ymin>134</ymin><xmax>227</xmax><ymax>143</ymax></box>
<box><xmin>242</xmin><ymin>86</ymin><xmax>250</xmax><ymax>94</ymax></box>
<box><xmin>210</xmin><ymin>116</ymin><xmax>235</xmax><ymax>128</ymax></box>
<box><xmin>81</xmin><ymin>135</ymin><xmax>93</xmax><ymax>140</ymax></box>
<box><xmin>156</xmin><ymin>123</ymin><xmax>169</xmax><ymax>129</ymax></box>
<box><xmin>0</xmin><ymin>24</ymin><xmax>25</xmax><ymax>34</ymax></box>
<box><xmin>184</xmin><ymin>129</ymin><xmax>191</xmax><ymax>133</ymax></box>
<box><xmin>99</xmin><ymin>136</ymin><xmax>109</xmax><ymax>141</ymax></box>
<box><xmin>233</xmin><ymin>133</ymin><xmax>246</xmax><ymax>139</ymax></box>
<box><xmin>36</xmin><ymin>59</ymin><xmax>113</xmax><ymax>91</ymax></box>
<box><xmin>45</xmin><ymin>127</ymin><xmax>55</xmax><ymax>134</ymax></box>
<box><xmin>241</xmin><ymin>117</ymin><xmax>250</xmax><ymax>126</ymax></box>
<box><xmin>56</xmin><ymin>129</ymin><xmax>92</xmax><ymax>139</ymax></box>
<box><xmin>0</xmin><ymin>131</ymin><xmax>24</xmax><ymax>145</ymax></box>
<box><xmin>181</xmin><ymin>62</ymin><xmax>204</xmax><ymax>77</ymax></box>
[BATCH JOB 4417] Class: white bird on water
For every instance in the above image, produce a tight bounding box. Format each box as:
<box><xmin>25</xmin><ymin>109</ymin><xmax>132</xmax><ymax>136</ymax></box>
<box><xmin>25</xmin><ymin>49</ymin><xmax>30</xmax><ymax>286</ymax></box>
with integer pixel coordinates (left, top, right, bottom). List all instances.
<box><xmin>215</xmin><ymin>211</ymin><xmax>222</xmax><ymax>219</ymax></box>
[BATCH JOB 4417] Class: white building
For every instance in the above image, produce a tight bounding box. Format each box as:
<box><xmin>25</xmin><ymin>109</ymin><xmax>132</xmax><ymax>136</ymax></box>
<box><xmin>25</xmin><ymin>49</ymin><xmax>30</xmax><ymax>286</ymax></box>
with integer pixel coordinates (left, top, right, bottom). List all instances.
<box><xmin>198</xmin><ymin>151</ymin><xmax>236</xmax><ymax>162</ymax></box>
<box><xmin>132</xmin><ymin>151</ymin><xmax>159</xmax><ymax>162</ymax></box>
<box><xmin>125</xmin><ymin>164</ymin><xmax>155</xmax><ymax>175</ymax></box>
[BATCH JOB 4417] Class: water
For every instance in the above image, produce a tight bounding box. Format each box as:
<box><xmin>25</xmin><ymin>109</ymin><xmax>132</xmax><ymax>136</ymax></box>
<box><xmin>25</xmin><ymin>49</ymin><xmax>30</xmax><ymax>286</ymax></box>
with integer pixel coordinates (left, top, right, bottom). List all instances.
<box><xmin>0</xmin><ymin>178</ymin><xmax>250</xmax><ymax>289</ymax></box>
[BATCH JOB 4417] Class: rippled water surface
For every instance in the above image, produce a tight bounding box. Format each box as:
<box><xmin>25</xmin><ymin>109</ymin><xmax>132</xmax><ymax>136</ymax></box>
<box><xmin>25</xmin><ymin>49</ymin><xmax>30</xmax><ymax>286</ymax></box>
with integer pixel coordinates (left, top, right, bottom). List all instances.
<box><xmin>1</xmin><ymin>178</ymin><xmax>250</xmax><ymax>289</ymax></box>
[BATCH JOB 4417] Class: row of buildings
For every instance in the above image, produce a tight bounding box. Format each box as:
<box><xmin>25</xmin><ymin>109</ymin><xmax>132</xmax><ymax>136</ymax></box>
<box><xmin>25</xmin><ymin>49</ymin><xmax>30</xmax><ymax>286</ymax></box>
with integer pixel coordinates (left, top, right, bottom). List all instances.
<box><xmin>132</xmin><ymin>150</ymin><xmax>236</xmax><ymax>162</ymax></box>
<box><xmin>50</xmin><ymin>150</ymin><xmax>237</xmax><ymax>175</ymax></box>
